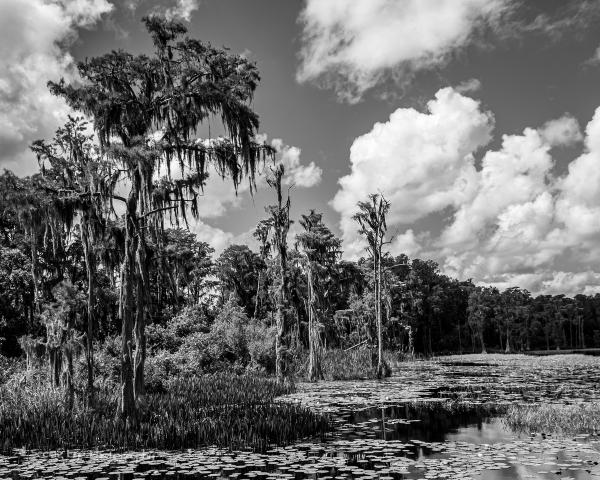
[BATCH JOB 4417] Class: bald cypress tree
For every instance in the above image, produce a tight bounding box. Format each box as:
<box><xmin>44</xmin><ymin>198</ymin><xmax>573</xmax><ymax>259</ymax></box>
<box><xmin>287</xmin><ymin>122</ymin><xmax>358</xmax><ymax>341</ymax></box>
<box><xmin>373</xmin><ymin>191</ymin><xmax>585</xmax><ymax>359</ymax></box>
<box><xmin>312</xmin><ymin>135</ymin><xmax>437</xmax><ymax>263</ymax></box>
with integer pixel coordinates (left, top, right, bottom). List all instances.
<box><xmin>296</xmin><ymin>210</ymin><xmax>341</xmax><ymax>381</ymax></box>
<box><xmin>31</xmin><ymin>117</ymin><xmax>113</xmax><ymax>406</ymax></box>
<box><xmin>48</xmin><ymin>16</ymin><xmax>272</xmax><ymax>418</ymax></box>
<box><xmin>353</xmin><ymin>194</ymin><xmax>391</xmax><ymax>379</ymax></box>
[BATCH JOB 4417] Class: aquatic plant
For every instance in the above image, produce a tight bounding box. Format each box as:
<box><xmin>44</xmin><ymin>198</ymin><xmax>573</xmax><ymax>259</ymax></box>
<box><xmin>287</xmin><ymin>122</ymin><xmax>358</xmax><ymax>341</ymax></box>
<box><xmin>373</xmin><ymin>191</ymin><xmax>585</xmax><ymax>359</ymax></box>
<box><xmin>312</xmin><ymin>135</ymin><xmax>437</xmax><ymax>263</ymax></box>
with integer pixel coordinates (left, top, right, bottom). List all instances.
<box><xmin>506</xmin><ymin>402</ymin><xmax>600</xmax><ymax>435</ymax></box>
<box><xmin>0</xmin><ymin>374</ymin><xmax>329</xmax><ymax>453</ymax></box>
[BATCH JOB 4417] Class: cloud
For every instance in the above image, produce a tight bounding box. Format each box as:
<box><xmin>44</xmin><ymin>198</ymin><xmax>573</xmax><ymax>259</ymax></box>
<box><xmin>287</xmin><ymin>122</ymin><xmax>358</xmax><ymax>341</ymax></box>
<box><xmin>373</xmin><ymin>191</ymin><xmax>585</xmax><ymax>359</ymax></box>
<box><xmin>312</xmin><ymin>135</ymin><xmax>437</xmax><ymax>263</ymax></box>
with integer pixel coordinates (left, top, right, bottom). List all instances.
<box><xmin>0</xmin><ymin>0</ymin><xmax>112</xmax><ymax>175</ymax></box>
<box><xmin>165</xmin><ymin>0</ymin><xmax>200</xmax><ymax>22</ymax></box>
<box><xmin>455</xmin><ymin>78</ymin><xmax>482</xmax><ymax>94</ymax></box>
<box><xmin>331</xmin><ymin>87</ymin><xmax>493</xmax><ymax>258</ymax></box>
<box><xmin>539</xmin><ymin>114</ymin><xmax>583</xmax><ymax>147</ymax></box>
<box><xmin>333</xmin><ymin>87</ymin><xmax>600</xmax><ymax>295</ymax></box>
<box><xmin>296</xmin><ymin>1</ymin><xmax>600</xmax><ymax>102</ymax></box>
<box><xmin>296</xmin><ymin>0</ymin><xmax>512</xmax><ymax>102</ymax></box>
<box><xmin>256</xmin><ymin>135</ymin><xmax>322</xmax><ymax>188</ymax></box>
<box><xmin>190</xmin><ymin>220</ymin><xmax>234</xmax><ymax>254</ymax></box>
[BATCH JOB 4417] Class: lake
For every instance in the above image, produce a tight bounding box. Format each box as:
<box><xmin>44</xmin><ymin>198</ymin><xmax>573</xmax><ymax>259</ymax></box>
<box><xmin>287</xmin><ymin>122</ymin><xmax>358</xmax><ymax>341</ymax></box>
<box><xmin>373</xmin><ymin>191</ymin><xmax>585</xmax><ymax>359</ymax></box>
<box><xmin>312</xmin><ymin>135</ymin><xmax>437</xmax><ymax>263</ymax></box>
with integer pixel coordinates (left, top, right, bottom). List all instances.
<box><xmin>2</xmin><ymin>354</ymin><xmax>600</xmax><ymax>480</ymax></box>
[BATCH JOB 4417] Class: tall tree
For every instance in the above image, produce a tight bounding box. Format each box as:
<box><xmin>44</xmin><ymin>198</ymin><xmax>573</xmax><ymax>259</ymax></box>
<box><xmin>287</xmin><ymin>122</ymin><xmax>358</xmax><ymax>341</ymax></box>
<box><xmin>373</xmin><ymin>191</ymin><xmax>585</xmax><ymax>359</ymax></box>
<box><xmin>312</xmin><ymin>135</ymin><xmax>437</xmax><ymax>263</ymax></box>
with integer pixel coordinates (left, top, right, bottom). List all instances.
<box><xmin>252</xmin><ymin>219</ymin><xmax>273</xmax><ymax>319</ymax></box>
<box><xmin>296</xmin><ymin>210</ymin><xmax>341</xmax><ymax>381</ymax></box>
<box><xmin>31</xmin><ymin>116</ymin><xmax>111</xmax><ymax>405</ymax></box>
<box><xmin>353</xmin><ymin>194</ymin><xmax>391</xmax><ymax>378</ymax></box>
<box><xmin>265</xmin><ymin>165</ymin><xmax>292</xmax><ymax>383</ymax></box>
<box><xmin>215</xmin><ymin>245</ymin><xmax>262</xmax><ymax>316</ymax></box>
<box><xmin>467</xmin><ymin>286</ymin><xmax>498</xmax><ymax>354</ymax></box>
<box><xmin>49</xmin><ymin>16</ymin><xmax>272</xmax><ymax>418</ymax></box>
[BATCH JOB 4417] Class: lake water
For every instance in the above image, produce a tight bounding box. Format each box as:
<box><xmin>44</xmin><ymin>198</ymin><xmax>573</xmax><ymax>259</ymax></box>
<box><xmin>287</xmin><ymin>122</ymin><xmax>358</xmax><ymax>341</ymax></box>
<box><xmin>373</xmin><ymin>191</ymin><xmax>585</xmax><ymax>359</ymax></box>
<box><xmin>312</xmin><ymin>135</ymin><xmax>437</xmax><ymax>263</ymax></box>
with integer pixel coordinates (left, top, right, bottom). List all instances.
<box><xmin>2</xmin><ymin>354</ymin><xmax>600</xmax><ymax>480</ymax></box>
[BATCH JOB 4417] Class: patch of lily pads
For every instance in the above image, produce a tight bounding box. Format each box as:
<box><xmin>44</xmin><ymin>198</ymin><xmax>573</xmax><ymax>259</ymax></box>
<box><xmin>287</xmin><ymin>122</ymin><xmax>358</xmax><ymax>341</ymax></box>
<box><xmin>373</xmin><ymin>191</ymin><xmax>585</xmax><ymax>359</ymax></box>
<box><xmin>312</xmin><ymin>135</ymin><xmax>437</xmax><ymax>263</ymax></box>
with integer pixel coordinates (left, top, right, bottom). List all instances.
<box><xmin>2</xmin><ymin>435</ymin><xmax>600</xmax><ymax>479</ymax></box>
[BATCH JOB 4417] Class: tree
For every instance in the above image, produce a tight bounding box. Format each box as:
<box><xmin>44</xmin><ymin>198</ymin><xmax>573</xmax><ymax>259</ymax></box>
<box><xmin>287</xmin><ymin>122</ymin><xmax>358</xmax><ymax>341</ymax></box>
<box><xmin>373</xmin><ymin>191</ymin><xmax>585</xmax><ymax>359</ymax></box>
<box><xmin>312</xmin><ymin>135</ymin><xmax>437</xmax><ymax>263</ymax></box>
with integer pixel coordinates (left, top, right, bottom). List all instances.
<box><xmin>352</xmin><ymin>194</ymin><xmax>391</xmax><ymax>378</ymax></box>
<box><xmin>215</xmin><ymin>245</ymin><xmax>262</xmax><ymax>316</ymax></box>
<box><xmin>467</xmin><ymin>286</ymin><xmax>498</xmax><ymax>354</ymax></box>
<box><xmin>265</xmin><ymin>165</ymin><xmax>292</xmax><ymax>384</ymax></box>
<box><xmin>31</xmin><ymin>116</ymin><xmax>112</xmax><ymax>406</ymax></box>
<box><xmin>49</xmin><ymin>16</ymin><xmax>272</xmax><ymax>418</ymax></box>
<box><xmin>252</xmin><ymin>219</ymin><xmax>273</xmax><ymax>319</ymax></box>
<box><xmin>296</xmin><ymin>210</ymin><xmax>341</xmax><ymax>381</ymax></box>
<box><xmin>41</xmin><ymin>281</ymin><xmax>85</xmax><ymax>409</ymax></box>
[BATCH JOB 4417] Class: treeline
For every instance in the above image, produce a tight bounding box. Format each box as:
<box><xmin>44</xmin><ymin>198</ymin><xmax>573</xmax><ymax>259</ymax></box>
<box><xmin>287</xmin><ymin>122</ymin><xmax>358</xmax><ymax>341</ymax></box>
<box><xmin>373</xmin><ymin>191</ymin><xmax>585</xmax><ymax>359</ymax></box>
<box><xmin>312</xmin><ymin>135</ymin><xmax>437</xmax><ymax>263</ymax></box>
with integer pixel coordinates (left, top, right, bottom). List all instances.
<box><xmin>4</xmin><ymin>167</ymin><xmax>600</xmax><ymax>364</ymax></box>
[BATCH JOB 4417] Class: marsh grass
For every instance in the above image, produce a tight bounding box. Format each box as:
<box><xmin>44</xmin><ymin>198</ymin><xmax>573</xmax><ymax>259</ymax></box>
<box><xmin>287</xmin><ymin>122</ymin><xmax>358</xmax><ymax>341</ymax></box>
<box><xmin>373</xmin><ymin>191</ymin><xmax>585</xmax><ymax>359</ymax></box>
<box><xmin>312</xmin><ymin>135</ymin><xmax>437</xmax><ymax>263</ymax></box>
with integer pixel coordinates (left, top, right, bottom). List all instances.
<box><xmin>506</xmin><ymin>402</ymin><xmax>600</xmax><ymax>435</ymax></box>
<box><xmin>321</xmin><ymin>348</ymin><xmax>375</xmax><ymax>380</ymax></box>
<box><xmin>293</xmin><ymin>348</ymin><xmax>404</xmax><ymax>381</ymax></box>
<box><xmin>0</xmin><ymin>374</ymin><xmax>329</xmax><ymax>453</ymax></box>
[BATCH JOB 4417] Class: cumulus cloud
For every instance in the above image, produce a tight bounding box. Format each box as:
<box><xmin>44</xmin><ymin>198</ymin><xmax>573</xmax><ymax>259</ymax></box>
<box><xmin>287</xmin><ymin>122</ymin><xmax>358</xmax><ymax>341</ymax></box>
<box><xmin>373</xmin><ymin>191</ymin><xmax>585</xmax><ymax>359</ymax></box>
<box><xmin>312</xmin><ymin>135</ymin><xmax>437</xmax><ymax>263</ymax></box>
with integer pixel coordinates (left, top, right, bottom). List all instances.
<box><xmin>296</xmin><ymin>0</ymin><xmax>512</xmax><ymax>102</ymax></box>
<box><xmin>256</xmin><ymin>135</ymin><xmax>322</xmax><ymax>188</ymax></box>
<box><xmin>0</xmin><ymin>0</ymin><xmax>112</xmax><ymax>175</ymax></box>
<box><xmin>331</xmin><ymin>87</ymin><xmax>493</xmax><ymax>258</ymax></box>
<box><xmin>165</xmin><ymin>0</ymin><xmax>200</xmax><ymax>22</ymax></box>
<box><xmin>539</xmin><ymin>114</ymin><xmax>583</xmax><ymax>147</ymax></box>
<box><xmin>333</xmin><ymin>87</ymin><xmax>600</xmax><ymax>295</ymax></box>
<box><xmin>191</xmin><ymin>220</ymin><xmax>235</xmax><ymax>254</ymax></box>
<box><xmin>270</xmin><ymin>139</ymin><xmax>322</xmax><ymax>188</ymax></box>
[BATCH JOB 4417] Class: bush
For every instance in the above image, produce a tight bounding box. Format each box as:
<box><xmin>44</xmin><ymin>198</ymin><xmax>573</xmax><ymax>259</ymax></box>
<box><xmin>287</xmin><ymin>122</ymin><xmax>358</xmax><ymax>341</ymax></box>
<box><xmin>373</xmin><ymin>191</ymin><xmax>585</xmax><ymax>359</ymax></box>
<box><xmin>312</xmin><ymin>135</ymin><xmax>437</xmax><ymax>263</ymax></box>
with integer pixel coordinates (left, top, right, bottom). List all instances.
<box><xmin>144</xmin><ymin>297</ymin><xmax>277</xmax><ymax>390</ymax></box>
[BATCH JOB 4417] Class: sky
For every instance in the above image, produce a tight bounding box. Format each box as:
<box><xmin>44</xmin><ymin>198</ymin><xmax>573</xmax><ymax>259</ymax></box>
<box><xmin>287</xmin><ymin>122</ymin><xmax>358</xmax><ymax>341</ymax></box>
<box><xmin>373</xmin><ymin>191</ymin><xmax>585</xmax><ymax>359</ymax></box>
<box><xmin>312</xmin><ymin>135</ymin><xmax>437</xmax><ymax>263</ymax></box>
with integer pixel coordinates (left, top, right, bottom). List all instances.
<box><xmin>3</xmin><ymin>0</ymin><xmax>600</xmax><ymax>296</ymax></box>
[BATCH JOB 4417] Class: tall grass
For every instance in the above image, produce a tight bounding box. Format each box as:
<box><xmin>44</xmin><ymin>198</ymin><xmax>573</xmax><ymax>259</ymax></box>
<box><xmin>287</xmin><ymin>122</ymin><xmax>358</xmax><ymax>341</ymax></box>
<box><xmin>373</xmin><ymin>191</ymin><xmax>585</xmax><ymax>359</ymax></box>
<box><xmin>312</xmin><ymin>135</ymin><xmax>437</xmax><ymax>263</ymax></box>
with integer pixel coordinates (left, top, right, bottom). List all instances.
<box><xmin>0</xmin><ymin>374</ymin><xmax>329</xmax><ymax>453</ymax></box>
<box><xmin>506</xmin><ymin>402</ymin><xmax>600</xmax><ymax>435</ymax></box>
<box><xmin>292</xmin><ymin>348</ymin><xmax>403</xmax><ymax>381</ymax></box>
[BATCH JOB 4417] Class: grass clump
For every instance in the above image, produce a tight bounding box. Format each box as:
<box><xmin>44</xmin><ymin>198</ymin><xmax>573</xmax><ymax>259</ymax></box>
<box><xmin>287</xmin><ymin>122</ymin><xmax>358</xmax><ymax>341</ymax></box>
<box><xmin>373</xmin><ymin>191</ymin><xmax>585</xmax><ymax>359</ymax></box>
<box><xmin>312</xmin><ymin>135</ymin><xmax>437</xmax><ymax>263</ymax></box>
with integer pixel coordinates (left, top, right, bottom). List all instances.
<box><xmin>506</xmin><ymin>402</ymin><xmax>600</xmax><ymax>435</ymax></box>
<box><xmin>0</xmin><ymin>374</ymin><xmax>329</xmax><ymax>453</ymax></box>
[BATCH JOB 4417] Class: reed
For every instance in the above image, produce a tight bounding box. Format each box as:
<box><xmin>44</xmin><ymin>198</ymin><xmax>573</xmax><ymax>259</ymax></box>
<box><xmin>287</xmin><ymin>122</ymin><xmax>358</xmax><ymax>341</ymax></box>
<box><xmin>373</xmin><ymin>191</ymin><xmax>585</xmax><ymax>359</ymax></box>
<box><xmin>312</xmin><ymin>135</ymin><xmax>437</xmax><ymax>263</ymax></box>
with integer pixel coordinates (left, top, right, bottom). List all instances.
<box><xmin>506</xmin><ymin>402</ymin><xmax>600</xmax><ymax>435</ymax></box>
<box><xmin>0</xmin><ymin>374</ymin><xmax>329</xmax><ymax>453</ymax></box>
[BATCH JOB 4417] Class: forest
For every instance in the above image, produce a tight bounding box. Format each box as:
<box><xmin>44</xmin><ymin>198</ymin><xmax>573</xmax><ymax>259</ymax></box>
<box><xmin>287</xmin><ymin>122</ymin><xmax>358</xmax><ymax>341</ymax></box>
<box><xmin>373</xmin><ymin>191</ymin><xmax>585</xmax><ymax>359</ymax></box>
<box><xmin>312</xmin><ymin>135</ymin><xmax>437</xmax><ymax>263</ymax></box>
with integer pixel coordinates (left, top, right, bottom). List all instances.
<box><xmin>2</xmin><ymin>14</ymin><xmax>600</xmax><ymax>454</ymax></box>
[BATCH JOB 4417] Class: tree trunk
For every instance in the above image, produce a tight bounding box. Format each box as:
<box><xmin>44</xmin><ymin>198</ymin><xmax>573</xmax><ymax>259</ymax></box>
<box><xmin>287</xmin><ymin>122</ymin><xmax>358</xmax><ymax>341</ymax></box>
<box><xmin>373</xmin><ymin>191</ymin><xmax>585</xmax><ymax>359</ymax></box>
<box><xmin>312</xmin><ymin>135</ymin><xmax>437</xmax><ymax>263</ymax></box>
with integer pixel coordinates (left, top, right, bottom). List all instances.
<box><xmin>30</xmin><ymin>233</ymin><xmax>42</xmax><ymax>316</ymax></box>
<box><xmin>275</xmin><ymin>272</ymin><xmax>286</xmax><ymax>382</ymax></box>
<box><xmin>479</xmin><ymin>328</ymin><xmax>487</xmax><ymax>354</ymax></box>
<box><xmin>253</xmin><ymin>271</ymin><xmax>262</xmax><ymax>319</ymax></box>
<box><xmin>307</xmin><ymin>267</ymin><xmax>323</xmax><ymax>381</ymax></box>
<box><xmin>62</xmin><ymin>345</ymin><xmax>74</xmax><ymax>410</ymax></box>
<box><xmin>134</xmin><ymin>237</ymin><xmax>148</xmax><ymax>401</ymax></box>
<box><xmin>505</xmin><ymin>323</ymin><xmax>511</xmax><ymax>353</ymax></box>
<box><xmin>376</xmin><ymin>250</ymin><xmax>386</xmax><ymax>378</ymax></box>
<box><xmin>273</xmin><ymin>170</ymin><xmax>289</xmax><ymax>385</ymax></box>
<box><xmin>81</xmin><ymin>217</ymin><xmax>96</xmax><ymax>406</ymax></box>
<box><xmin>119</xmin><ymin>194</ymin><xmax>137</xmax><ymax>420</ymax></box>
<box><xmin>49</xmin><ymin>347</ymin><xmax>61</xmax><ymax>387</ymax></box>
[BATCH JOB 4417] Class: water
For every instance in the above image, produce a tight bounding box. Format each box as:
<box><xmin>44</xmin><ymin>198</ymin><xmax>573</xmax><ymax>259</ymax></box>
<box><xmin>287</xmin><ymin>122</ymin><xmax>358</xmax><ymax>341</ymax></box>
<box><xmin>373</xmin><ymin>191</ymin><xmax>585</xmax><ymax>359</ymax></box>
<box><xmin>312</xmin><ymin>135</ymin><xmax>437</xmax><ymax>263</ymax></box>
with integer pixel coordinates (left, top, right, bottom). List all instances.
<box><xmin>3</xmin><ymin>354</ymin><xmax>600</xmax><ymax>479</ymax></box>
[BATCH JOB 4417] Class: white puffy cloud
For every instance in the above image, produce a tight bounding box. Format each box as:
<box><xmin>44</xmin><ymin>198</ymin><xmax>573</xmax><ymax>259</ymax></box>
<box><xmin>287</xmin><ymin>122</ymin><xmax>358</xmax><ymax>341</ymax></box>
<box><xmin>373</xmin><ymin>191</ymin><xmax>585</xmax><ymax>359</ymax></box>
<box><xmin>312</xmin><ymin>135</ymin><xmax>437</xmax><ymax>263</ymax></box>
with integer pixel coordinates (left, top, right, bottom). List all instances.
<box><xmin>256</xmin><ymin>135</ymin><xmax>322</xmax><ymax>188</ymax></box>
<box><xmin>539</xmin><ymin>114</ymin><xmax>583</xmax><ymax>147</ymax></box>
<box><xmin>165</xmin><ymin>0</ymin><xmax>200</xmax><ymax>22</ymax></box>
<box><xmin>331</xmin><ymin>87</ymin><xmax>493</xmax><ymax>258</ymax></box>
<box><xmin>270</xmin><ymin>139</ymin><xmax>322</xmax><ymax>188</ymax></box>
<box><xmin>191</xmin><ymin>220</ymin><xmax>234</xmax><ymax>254</ymax></box>
<box><xmin>0</xmin><ymin>0</ymin><xmax>112</xmax><ymax>174</ymax></box>
<box><xmin>333</xmin><ymin>87</ymin><xmax>600</xmax><ymax>295</ymax></box>
<box><xmin>296</xmin><ymin>0</ymin><xmax>512</xmax><ymax>101</ymax></box>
